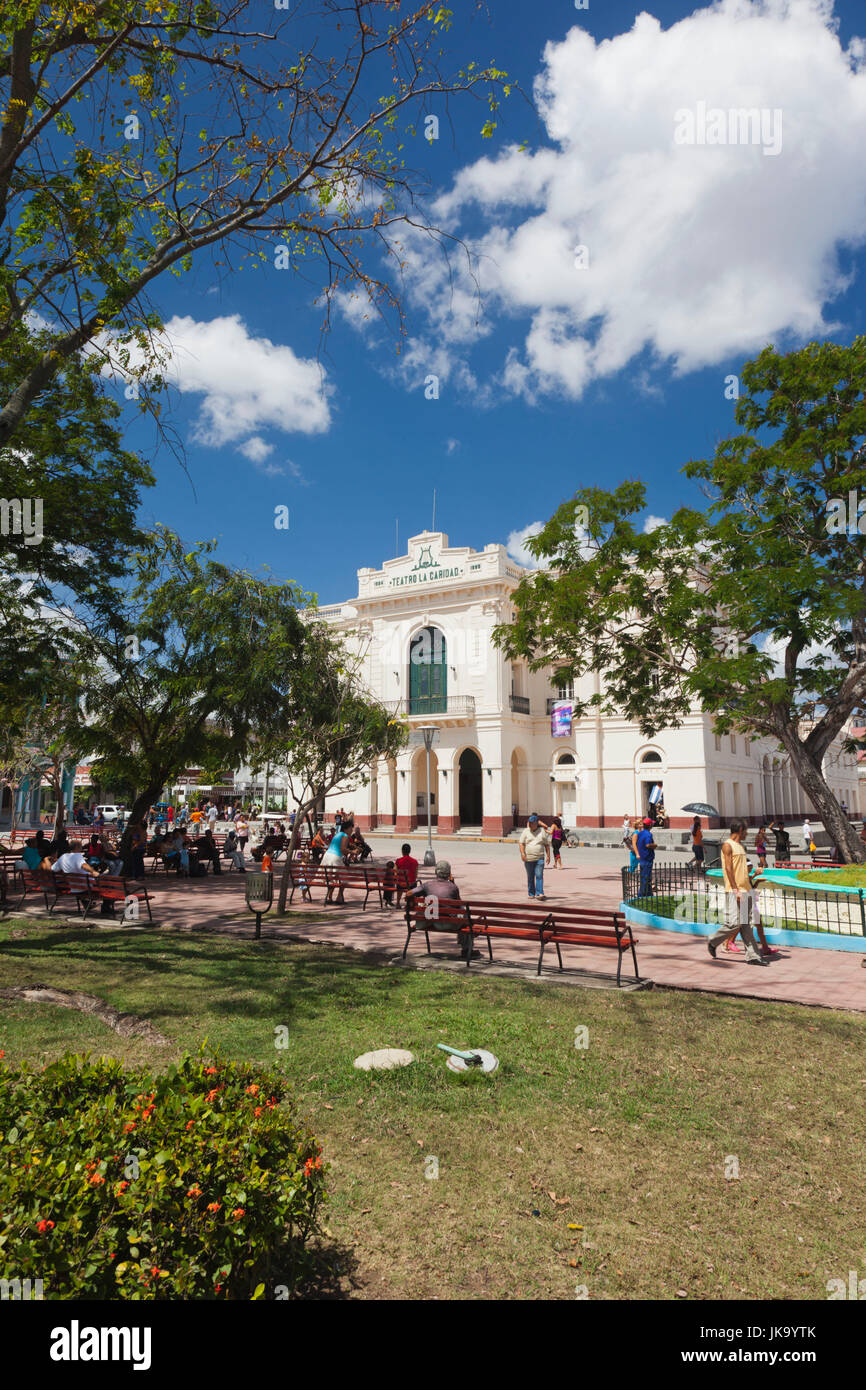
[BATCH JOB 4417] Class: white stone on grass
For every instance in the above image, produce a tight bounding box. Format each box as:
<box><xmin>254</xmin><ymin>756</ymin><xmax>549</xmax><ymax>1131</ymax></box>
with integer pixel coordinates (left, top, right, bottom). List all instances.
<box><xmin>353</xmin><ymin>1048</ymin><xmax>414</xmax><ymax>1072</ymax></box>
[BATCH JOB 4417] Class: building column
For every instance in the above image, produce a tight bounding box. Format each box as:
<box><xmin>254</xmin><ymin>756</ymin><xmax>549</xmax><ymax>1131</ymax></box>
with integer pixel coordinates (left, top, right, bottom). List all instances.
<box><xmin>395</xmin><ymin>752</ymin><xmax>416</xmax><ymax>833</ymax></box>
<box><xmin>437</xmin><ymin>757</ymin><xmax>458</xmax><ymax>834</ymax></box>
<box><xmin>482</xmin><ymin>760</ymin><xmax>508</xmax><ymax>838</ymax></box>
<box><xmin>353</xmin><ymin>770</ymin><xmax>374</xmax><ymax>832</ymax></box>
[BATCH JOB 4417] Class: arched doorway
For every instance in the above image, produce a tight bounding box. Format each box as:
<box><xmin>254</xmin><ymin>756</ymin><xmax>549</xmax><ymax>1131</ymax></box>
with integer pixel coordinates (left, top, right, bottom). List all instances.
<box><xmin>638</xmin><ymin>749</ymin><xmax>664</xmax><ymax>817</ymax></box>
<box><xmin>458</xmin><ymin>748</ymin><xmax>482</xmax><ymax>826</ymax></box>
<box><xmin>552</xmin><ymin>752</ymin><xmax>577</xmax><ymax>818</ymax></box>
<box><xmin>409</xmin><ymin>626</ymin><xmax>447</xmax><ymax>715</ymax></box>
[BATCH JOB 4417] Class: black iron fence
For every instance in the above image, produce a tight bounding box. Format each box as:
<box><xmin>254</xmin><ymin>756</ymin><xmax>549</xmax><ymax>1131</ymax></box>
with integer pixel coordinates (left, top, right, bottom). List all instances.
<box><xmin>620</xmin><ymin>864</ymin><xmax>866</xmax><ymax>937</ymax></box>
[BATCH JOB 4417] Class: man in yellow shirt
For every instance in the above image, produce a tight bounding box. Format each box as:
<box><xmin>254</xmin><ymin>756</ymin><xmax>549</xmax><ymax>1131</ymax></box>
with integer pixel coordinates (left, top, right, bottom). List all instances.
<box><xmin>707</xmin><ymin>819</ymin><xmax>768</xmax><ymax>966</ymax></box>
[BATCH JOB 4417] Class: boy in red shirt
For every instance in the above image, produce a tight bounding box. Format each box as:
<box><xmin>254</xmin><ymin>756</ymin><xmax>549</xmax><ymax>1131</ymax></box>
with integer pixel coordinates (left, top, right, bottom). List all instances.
<box><xmin>395</xmin><ymin>843</ymin><xmax>418</xmax><ymax>905</ymax></box>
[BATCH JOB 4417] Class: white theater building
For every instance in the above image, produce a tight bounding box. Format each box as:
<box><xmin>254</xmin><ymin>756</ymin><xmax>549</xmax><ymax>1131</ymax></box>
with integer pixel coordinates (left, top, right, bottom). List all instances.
<box><xmin>296</xmin><ymin>530</ymin><xmax>861</xmax><ymax>836</ymax></box>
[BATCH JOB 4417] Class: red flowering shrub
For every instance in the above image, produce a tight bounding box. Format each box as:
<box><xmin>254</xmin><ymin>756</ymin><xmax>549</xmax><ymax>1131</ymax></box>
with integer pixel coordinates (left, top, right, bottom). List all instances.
<box><xmin>0</xmin><ymin>1050</ymin><xmax>326</xmax><ymax>1299</ymax></box>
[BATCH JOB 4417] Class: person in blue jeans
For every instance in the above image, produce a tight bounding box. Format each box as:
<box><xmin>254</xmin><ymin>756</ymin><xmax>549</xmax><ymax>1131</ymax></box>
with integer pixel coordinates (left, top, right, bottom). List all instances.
<box><xmin>636</xmin><ymin>817</ymin><xmax>656</xmax><ymax>895</ymax></box>
<box><xmin>519</xmin><ymin>814</ymin><xmax>551</xmax><ymax>899</ymax></box>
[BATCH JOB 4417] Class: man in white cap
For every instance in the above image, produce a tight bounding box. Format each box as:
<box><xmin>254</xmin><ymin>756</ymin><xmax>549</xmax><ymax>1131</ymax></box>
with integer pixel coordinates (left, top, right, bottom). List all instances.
<box><xmin>519</xmin><ymin>814</ymin><xmax>551</xmax><ymax>899</ymax></box>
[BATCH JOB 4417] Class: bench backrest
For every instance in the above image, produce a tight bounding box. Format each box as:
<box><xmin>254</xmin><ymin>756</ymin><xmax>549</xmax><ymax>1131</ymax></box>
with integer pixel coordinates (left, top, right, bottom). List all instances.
<box><xmin>53</xmin><ymin>871</ymin><xmax>96</xmax><ymax>895</ymax></box>
<box><xmin>406</xmin><ymin>895</ymin><xmax>622</xmax><ymax>934</ymax></box>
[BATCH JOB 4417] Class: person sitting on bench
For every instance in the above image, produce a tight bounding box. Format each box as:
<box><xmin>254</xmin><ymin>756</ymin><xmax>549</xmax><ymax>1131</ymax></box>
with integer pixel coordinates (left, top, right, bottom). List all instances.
<box><xmin>200</xmin><ymin>828</ymin><xmax>222</xmax><ymax>874</ymax></box>
<box><xmin>407</xmin><ymin>862</ymin><xmax>475</xmax><ymax>962</ymax></box>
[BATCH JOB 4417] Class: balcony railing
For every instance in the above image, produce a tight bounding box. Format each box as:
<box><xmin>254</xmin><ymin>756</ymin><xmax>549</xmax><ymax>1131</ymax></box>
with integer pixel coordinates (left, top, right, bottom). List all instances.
<box><xmin>392</xmin><ymin>696</ymin><xmax>476</xmax><ymax>718</ymax></box>
<box><xmin>509</xmin><ymin>694</ymin><xmax>531</xmax><ymax>715</ymax></box>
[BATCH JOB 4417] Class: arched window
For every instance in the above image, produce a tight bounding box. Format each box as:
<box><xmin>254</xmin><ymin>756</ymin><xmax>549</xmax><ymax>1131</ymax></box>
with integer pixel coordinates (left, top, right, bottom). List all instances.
<box><xmin>556</xmin><ymin>752</ymin><xmax>576</xmax><ymax>765</ymax></box>
<box><xmin>408</xmin><ymin>626</ymin><xmax>447</xmax><ymax>715</ymax></box>
<box><xmin>641</xmin><ymin>750</ymin><xmax>662</xmax><ymax>763</ymax></box>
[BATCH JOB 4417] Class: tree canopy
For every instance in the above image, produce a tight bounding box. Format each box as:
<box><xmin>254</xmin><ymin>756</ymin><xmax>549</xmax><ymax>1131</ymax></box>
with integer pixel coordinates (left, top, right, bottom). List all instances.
<box><xmin>0</xmin><ymin>0</ymin><xmax>506</xmax><ymax>447</ymax></box>
<box><xmin>495</xmin><ymin>338</ymin><xmax>866</xmax><ymax>860</ymax></box>
<box><xmin>76</xmin><ymin>525</ymin><xmax>312</xmax><ymax>857</ymax></box>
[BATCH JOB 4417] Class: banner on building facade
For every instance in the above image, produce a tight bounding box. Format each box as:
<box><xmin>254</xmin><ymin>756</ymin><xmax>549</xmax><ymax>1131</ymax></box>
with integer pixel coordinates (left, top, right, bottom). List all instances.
<box><xmin>550</xmin><ymin>701</ymin><xmax>573</xmax><ymax>738</ymax></box>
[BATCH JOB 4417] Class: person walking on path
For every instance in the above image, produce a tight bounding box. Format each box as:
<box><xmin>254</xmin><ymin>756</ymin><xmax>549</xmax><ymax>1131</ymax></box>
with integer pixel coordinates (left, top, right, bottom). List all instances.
<box><xmin>519</xmin><ymin>813</ymin><xmax>551</xmax><ymax>899</ymax></box>
<box><xmin>549</xmin><ymin>815</ymin><xmax>565</xmax><ymax>868</ymax></box>
<box><xmin>802</xmin><ymin>816</ymin><xmax>813</xmax><ymax>852</ymax></box>
<box><xmin>706</xmin><ymin>819</ymin><xmax>768</xmax><ymax>966</ymax></box>
<box><xmin>636</xmin><ymin>817</ymin><xmax>656</xmax><ymax>895</ymax></box>
<box><xmin>755</xmin><ymin>824</ymin><xmax>768</xmax><ymax>869</ymax></box>
<box><xmin>687</xmin><ymin>816</ymin><xmax>705</xmax><ymax>872</ymax></box>
<box><xmin>628</xmin><ymin>818</ymin><xmax>641</xmax><ymax>873</ymax></box>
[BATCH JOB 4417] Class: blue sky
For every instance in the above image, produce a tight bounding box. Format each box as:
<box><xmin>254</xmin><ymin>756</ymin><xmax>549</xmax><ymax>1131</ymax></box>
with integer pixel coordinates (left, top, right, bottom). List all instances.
<box><xmin>112</xmin><ymin>0</ymin><xmax>866</xmax><ymax>605</ymax></box>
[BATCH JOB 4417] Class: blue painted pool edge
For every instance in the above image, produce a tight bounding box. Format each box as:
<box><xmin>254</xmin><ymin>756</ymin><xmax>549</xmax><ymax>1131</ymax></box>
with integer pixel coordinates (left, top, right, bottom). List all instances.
<box><xmin>620</xmin><ymin>903</ymin><xmax>866</xmax><ymax>954</ymax></box>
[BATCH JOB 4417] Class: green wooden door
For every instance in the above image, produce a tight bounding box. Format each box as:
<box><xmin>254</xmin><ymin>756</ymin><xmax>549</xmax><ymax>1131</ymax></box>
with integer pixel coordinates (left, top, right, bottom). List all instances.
<box><xmin>409</xmin><ymin>627</ymin><xmax>447</xmax><ymax>714</ymax></box>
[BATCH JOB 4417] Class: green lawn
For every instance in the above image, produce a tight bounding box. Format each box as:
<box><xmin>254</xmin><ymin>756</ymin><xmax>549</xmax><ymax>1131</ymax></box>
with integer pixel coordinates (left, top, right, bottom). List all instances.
<box><xmin>1</xmin><ymin>917</ymin><xmax>864</xmax><ymax>1301</ymax></box>
<box><xmin>798</xmin><ymin>866</ymin><xmax>866</xmax><ymax>888</ymax></box>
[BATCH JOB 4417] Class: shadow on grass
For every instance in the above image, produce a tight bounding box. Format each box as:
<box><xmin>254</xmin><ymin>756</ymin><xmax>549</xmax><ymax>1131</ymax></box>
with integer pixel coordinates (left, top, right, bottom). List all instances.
<box><xmin>289</xmin><ymin>1236</ymin><xmax>363</xmax><ymax>1300</ymax></box>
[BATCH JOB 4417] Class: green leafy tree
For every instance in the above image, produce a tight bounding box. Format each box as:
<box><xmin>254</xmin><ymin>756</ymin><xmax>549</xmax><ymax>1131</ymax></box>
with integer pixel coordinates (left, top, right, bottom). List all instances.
<box><xmin>496</xmin><ymin>339</ymin><xmax>866</xmax><ymax>861</ymax></box>
<box><xmin>0</xmin><ymin>674</ymin><xmax>89</xmax><ymax>837</ymax></box>
<box><xmin>0</xmin><ymin>1</ymin><xmax>506</xmax><ymax>447</ymax></box>
<box><xmin>251</xmin><ymin>622</ymin><xmax>407</xmax><ymax>913</ymax></box>
<box><xmin>0</xmin><ymin>355</ymin><xmax>153</xmax><ymax>702</ymax></box>
<box><xmin>78</xmin><ymin>526</ymin><xmax>312</xmax><ymax>867</ymax></box>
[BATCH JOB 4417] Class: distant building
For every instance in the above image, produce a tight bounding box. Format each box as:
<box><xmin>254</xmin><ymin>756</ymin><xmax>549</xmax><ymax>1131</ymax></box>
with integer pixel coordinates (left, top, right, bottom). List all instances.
<box><xmin>301</xmin><ymin>531</ymin><xmax>860</xmax><ymax>833</ymax></box>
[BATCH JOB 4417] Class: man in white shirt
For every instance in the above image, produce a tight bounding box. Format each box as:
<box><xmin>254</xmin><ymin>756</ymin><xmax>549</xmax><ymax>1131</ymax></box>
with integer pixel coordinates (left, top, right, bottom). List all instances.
<box><xmin>802</xmin><ymin>817</ymin><xmax>812</xmax><ymax>851</ymax></box>
<box><xmin>519</xmin><ymin>814</ymin><xmax>551</xmax><ymax>900</ymax></box>
<box><xmin>53</xmin><ymin>844</ymin><xmax>100</xmax><ymax>877</ymax></box>
<box><xmin>207</xmin><ymin>803</ymin><xmax>219</xmax><ymax>830</ymax></box>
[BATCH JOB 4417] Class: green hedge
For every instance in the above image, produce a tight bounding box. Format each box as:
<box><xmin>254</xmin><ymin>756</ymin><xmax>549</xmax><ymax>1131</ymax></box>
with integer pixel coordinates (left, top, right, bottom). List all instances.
<box><xmin>0</xmin><ymin>1050</ymin><xmax>326</xmax><ymax>1299</ymax></box>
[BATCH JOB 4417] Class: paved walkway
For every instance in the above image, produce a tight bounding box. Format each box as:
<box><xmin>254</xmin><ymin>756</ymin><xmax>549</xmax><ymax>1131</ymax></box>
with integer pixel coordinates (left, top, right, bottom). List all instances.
<box><xmin>82</xmin><ymin>854</ymin><xmax>866</xmax><ymax>1015</ymax></box>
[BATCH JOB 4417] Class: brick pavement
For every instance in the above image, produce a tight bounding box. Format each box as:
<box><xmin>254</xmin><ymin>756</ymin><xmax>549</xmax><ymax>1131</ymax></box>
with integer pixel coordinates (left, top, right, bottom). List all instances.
<box><xmin>95</xmin><ymin>854</ymin><xmax>866</xmax><ymax>1015</ymax></box>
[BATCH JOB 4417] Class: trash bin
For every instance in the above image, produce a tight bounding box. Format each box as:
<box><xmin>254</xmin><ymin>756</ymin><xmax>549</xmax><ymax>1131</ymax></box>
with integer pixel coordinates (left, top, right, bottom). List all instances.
<box><xmin>702</xmin><ymin>839</ymin><xmax>722</xmax><ymax>869</ymax></box>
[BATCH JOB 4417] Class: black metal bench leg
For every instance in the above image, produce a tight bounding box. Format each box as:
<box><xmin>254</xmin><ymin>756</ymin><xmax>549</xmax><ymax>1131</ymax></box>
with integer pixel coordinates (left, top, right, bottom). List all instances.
<box><xmin>537</xmin><ymin>939</ymin><xmax>546</xmax><ymax>975</ymax></box>
<box><xmin>555</xmin><ymin>940</ymin><xmax>564</xmax><ymax>972</ymax></box>
<box><xmin>402</xmin><ymin>926</ymin><xmax>412</xmax><ymax>959</ymax></box>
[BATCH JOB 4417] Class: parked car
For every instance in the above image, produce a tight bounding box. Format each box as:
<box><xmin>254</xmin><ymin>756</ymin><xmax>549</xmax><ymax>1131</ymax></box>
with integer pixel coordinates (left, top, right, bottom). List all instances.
<box><xmin>94</xmin><ymin>804</ymin><xmax>125</xmax><ymax>823</ymax></box>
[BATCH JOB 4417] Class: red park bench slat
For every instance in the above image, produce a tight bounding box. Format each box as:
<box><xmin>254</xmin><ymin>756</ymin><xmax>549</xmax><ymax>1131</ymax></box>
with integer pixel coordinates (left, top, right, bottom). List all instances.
<box><xmin>285</xmin><ymin>860</ymin><xmax>414</xmax><ymax>910</ymax></box>
<box><xmin>8</xmin><ymin>869</ymin><xmax>153</xmax><ymax>923</ymax></box>
<box><xmin>403</xmin><ymin>894</ymin><xmax>640</xmax><ymax>985</ymax></box>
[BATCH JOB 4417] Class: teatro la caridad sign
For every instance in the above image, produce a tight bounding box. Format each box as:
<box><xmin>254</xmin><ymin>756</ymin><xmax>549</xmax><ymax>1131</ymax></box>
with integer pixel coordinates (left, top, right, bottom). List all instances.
<box><xmin>388</xmin><ymin>544</ymin><xmax>462</xmax><ymax>588</ymax></box>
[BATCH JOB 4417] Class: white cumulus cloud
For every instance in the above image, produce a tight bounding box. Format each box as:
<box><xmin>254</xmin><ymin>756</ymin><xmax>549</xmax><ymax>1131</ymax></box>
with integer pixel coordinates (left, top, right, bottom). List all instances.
<box><xmin>421</xmin><ymin>0</ymin><xmax>866</xmax><ymax>400</ymax></box>
<box><xmin>506</xmin><ymin>521</ymin><xmax>544</xmax><ymax>568</ymax></box>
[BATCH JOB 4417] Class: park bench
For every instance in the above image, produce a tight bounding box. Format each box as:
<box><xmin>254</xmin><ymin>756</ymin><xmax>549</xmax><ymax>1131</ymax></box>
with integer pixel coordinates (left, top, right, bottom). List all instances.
<box><xmin>403</xmin><ymin>895</ymin><xmax>639</xmax><ymax>984</ymax></box>
<box><xmin>285</xmin><ymin>860</ymin><xmax>328</xmax><ymax>905</ymax></box>
<box><xmin>775</xmin><ymin>858</ymin><xmax>846</xmax><ymax>870</ymax></box>
<box><xmin>82</xmin><ymin>875</ymin><xmax>154</xmax><ymax>923</ymax></box>
<box><xmin>47</xmin><ymin>870</ymin><xmax>101</xmax><ymax>915</ymax></box>
<box><xmin>7</xmin><ymin>868</ymin><xmax>56</xmax><ymax>913</ymax></box>
<box><xmin>322</xmin><ymin>863</ymin><xmax>384</xmax><ymax>910</ymax></box>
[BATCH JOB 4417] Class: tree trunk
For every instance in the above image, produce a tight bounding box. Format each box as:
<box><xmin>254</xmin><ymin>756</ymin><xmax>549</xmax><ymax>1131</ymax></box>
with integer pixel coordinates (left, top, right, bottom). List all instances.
<box><xmin>119</xmin><ymin>786</ymin><xmax>163</xmax><ymax>875</ymax></box>
<box><xmin>276</xmin><ymin>798</ymin><xmax>316</xmax><ymax>914</ymax></box>
<box><xmin>783</xmin><ymin>737</ymin><xmax>865</xmax><ymax>863</ymax></box>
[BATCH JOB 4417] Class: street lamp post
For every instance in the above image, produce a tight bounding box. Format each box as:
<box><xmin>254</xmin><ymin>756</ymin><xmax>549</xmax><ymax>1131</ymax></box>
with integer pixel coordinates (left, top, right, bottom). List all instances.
<box><xmin>418</xmin><ymin>725</ymin><xmax>438</xmax><ymax>866</ymax></box>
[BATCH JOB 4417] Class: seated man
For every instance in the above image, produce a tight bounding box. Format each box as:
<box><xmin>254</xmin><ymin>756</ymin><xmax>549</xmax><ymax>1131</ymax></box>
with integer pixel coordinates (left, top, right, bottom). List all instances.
<box><xmin>53</xmin><ymin>841</ymin><xmax>101</xmax><ymax>879</ymax></box>
<box><xmin>223</xmin><ymin>830</ymin><xmax>247</xmax><ymax>873</ymax></box>
<box><xmin>346</xmin><ymin>828</ymin><xmax>371</xmax><ymax>862</ymax></box>
<box><xmin>199</xmin><ymin>829</ymin><xmax>221</xmax><ymax>875</ymax></box>
<box><xmin>395</xmin><ymin>843</ymin><xmax>419</xmax><ymax>905</ymax></box>
<box><xmin>407</xmin><ymin>861</ymin><xmax>476</xmax><ymax>962</ymax></box>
